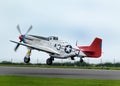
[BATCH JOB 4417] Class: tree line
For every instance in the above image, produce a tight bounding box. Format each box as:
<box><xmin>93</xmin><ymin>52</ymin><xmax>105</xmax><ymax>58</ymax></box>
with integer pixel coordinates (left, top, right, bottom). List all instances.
<box><xmin>1</xmin><ymin>61</ymin><xmax>120</xmax><ymax>67</ymax></box>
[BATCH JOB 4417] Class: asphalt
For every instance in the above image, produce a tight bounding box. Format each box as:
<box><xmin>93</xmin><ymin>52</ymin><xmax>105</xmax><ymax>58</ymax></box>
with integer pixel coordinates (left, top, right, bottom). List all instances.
<box><xmin>0</xmin><ymin>66</ymin><xmax>120</xmax><ymax>80</ymax></box>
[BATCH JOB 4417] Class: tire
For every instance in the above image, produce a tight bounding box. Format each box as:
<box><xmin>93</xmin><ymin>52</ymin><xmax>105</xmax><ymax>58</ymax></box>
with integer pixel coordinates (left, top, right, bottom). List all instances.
<box><xmin>24</xmin><ymin>57</ymin><xmax>30</xmax><ymax>63</ymax></box>
<box><xmin>46</xmin><ymin>58</ymin><xmax>53</xmax><ymax>65</ymax></box>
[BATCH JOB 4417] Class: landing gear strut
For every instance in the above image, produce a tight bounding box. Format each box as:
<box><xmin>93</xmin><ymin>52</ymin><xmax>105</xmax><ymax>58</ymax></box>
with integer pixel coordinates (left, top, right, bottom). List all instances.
<box><xmin>46</xmin><ymin>57</ymin><xmax>54</xmax><ymax>65</ymax></box>
<box><xmin>80</xmin><ymin>58</ymin><xmax>84</xmax><ymax>63</ymax></box>
<box><xmin>24</xmin><ymin>49</ymin><xmax>31</xmax><ymax>63</ymax></box>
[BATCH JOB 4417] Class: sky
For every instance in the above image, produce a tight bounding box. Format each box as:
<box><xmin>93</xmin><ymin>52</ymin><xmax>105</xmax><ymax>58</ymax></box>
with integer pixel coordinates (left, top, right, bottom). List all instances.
<box><xmin>0</xmin><ymin>0</ymin><xmax>120</xmax><ymax>64</ymax></box>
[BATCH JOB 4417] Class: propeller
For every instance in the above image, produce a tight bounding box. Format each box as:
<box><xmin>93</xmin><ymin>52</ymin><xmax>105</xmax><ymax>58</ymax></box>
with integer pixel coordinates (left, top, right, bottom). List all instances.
<box><xmin>14</xmin><ymin>41</ymin><xmax>21</xmax><ymax>51</ymax></box>
<box><xmin>17</xmin><ymin>25</ymin><xmax>22</xmax><ymax>34</ymax></box>
<box><xmin>25</xmin><ymin>25</ymin><xmax>32</xmax><ymax>35</ymax></box>
<box><xmin>14</xmin><ymin>25</ymin><xmax>32</xmax><ymax>51</ymax></box>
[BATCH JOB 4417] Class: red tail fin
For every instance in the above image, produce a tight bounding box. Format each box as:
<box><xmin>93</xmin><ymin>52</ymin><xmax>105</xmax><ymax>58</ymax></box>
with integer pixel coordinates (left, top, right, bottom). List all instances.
<box><xmin>78</xmin><ymin>38</ymin><xmax>102</xmax><ymax>58</ymax></box>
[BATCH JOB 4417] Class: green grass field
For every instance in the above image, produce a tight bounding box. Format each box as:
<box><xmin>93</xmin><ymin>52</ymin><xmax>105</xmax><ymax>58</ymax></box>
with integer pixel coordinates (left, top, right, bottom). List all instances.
<box><xmin>0</xmin><ymin>76</ymin><xmax>120</xmax><ymax>86</ymax></box>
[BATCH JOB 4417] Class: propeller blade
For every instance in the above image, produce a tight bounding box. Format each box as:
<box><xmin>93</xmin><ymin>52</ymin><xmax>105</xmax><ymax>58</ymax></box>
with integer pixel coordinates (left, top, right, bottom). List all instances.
<box><xmin>14</xmin><ymin>43</ymin><xmax>20</xmax><ymax>51</ymax></box>
<box><xmin>14</xmin><ymin>41</ymin><xmax>22</xmax><ymax>51</ymax></box>
<box><xmin>25</xmin><ymin>25</ymin><xmax>32</xmax><ymax>35</ymax></box>
<box><xmin>17</xmin><ymin>25</ymin><xmax>22</xmax><ymax>34</ymax></box>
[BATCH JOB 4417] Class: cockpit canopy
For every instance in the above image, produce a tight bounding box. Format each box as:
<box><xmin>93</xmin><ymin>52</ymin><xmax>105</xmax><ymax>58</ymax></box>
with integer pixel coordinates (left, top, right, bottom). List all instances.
<box><xmin>48</xmin><ymin>36</ymin><xmax>58</xmax><ymax>41</ymax></box>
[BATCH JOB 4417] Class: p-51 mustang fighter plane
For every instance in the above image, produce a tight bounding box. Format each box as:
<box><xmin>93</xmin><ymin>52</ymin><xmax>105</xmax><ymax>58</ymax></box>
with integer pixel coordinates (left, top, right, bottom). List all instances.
<box><xmin>10</xmin><ymin>25</ymin><xmax>102</xmax><ymax>65</ymax></box>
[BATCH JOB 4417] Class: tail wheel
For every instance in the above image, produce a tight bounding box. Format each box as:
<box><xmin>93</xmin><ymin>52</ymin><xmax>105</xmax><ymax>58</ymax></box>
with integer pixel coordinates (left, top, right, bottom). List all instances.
<box><xmin>46</xmin><ymin>58</ymin><xmax>53</xmax><ymax>65</ymax></box>
<box><xmin>24</xmin><ymin>57</ymin><xmax>30</xmax><ymax>63</ymax></box>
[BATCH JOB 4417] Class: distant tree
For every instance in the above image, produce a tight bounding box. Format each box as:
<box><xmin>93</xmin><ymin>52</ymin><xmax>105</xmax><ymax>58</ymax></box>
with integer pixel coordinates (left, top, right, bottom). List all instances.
<box><xmin>74</xmin><ymin>61</ymin><xmax>90</xmax><ymax>66</ymax></box>
<box><xmin>1</xmin><ymin>61</ymin><xmax>12</xmax><ymax>64</ymax></box>
<box><xmin>114</xmin><ymin>63</ymin><xmax>120</xmax><ymax>67</ymax></box>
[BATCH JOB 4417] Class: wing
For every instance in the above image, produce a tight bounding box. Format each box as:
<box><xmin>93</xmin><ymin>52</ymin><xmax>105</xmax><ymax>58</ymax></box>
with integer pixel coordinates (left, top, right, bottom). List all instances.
<box><xmin>10</xmin><ymin>40</ymin><xmax>60</xmax><ymax>55</ymax></box>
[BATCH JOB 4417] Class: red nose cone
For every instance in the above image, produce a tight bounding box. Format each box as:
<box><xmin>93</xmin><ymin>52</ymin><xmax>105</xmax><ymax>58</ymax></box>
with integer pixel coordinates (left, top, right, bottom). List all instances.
<box><xmin>19</xmin><ymin>35</ymin><xmax>22</xmax><ymax>41</ymax></box>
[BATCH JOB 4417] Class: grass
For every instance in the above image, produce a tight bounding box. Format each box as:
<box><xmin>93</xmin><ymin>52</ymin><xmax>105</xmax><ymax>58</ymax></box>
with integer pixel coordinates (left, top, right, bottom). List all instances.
<box><xmin>0</xmin><ymin>76</ymin><xmax>120</xmax><ymax>86</ymax></box>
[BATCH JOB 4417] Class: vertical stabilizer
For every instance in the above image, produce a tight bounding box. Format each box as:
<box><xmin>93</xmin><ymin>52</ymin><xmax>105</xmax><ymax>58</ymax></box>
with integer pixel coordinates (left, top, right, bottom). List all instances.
<box><xmin>78</xmin><ymin>38</ymin><xmax>102</xmax><ymax>58</ymax></box>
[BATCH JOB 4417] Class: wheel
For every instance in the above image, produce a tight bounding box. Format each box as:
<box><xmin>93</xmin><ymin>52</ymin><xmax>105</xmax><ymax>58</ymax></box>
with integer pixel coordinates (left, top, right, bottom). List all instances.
<box><xmin>24</xmin><ymin>57</ymin><xmax>30</xmax><ymax>63</ymax></box>
<box><xmin>46</xmin><ymin>58</ymin><xmax>53</xmax><ymax>65</ymax></box>
<box><xmin>80</xmin><ymin>58</ymin><xmax>84</xmax><ymax>63</ymax></box>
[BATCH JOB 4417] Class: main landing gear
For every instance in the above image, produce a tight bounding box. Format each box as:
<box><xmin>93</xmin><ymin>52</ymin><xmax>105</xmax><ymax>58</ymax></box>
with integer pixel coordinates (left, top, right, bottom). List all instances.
<box><xmin>24</xmin><ymin>49</ymin><xmax>31</xmax><ymax>63</ymax></box>
<box><xmin>80</xmin><ymin>58</ymin><xmax>84</xmax><ymax>63</ymax></box>
<box><xmin>46</xmin><ymin>57</ymin><xmax>54</xmax><ymax>65</ymax></box>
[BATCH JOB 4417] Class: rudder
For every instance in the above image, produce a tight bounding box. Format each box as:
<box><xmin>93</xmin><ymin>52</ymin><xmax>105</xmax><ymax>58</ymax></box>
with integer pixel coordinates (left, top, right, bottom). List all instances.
<box><xmin>78</xmin><ymin>37</ymin><xmax>102</xmax><ymax>58</ymax></box>
<box><xmin>89</xmin><ymin>37</ymin><xmax>102</xmax><ymax>57</ymax></box>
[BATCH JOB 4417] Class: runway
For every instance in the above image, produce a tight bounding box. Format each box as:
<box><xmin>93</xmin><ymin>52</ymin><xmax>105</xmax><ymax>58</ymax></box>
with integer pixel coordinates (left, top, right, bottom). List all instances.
<box><xmin>0</xmin><ymin>66</ymin><xmax>120</xmax><ymax>80</ymax></box>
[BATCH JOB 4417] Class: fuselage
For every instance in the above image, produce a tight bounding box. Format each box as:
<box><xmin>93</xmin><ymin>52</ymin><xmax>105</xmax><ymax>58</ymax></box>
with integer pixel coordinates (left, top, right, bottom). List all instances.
<box><xmin>23</xmin><ymin>35</ymin><xmax>86</xmax><ymax>59</ymax></box>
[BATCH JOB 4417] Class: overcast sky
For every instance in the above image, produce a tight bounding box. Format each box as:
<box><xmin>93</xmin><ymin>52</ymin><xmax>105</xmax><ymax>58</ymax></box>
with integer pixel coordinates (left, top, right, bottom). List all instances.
<box><xmin>0</xmin><ymin>0</ymin><xmax>120</xmax><ymax>64</ymax></box>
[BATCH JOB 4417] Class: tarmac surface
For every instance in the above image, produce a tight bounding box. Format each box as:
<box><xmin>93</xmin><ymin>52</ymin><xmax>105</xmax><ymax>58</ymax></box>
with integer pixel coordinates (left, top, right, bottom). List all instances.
<box><xmin>0</xmin><ymin>66</ymin><xmax>120</xmax><ymax>80</ymax></box>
